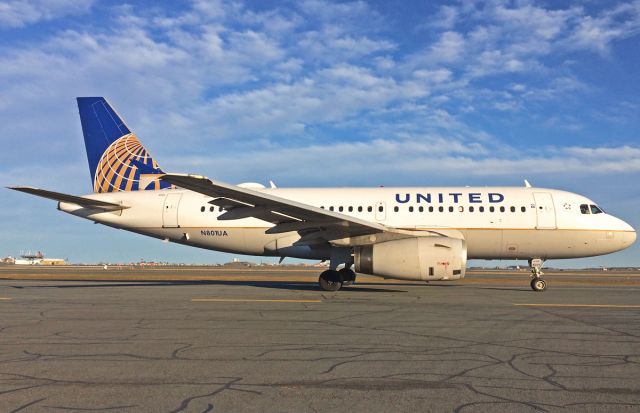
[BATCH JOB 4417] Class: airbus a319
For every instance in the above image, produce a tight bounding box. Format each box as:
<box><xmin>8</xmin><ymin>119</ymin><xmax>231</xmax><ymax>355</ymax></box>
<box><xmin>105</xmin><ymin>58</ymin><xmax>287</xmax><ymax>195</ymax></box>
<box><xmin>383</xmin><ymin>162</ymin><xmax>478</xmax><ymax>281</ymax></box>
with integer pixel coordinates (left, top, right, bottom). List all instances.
<box><xmin>10</xmin><ymin>98</ymin><xmax>636</xmax><ymax>292</ymax></box>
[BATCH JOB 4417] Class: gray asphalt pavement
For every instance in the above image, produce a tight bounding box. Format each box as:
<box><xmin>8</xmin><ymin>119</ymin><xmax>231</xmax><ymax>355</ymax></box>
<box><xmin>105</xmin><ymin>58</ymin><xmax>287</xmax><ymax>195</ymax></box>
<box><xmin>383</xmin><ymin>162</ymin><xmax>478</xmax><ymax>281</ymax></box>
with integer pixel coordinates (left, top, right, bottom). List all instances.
<box><xmin>1</xmin><ymin>268</ymin><xmax>639</xmax><ymax>412</ymax></box>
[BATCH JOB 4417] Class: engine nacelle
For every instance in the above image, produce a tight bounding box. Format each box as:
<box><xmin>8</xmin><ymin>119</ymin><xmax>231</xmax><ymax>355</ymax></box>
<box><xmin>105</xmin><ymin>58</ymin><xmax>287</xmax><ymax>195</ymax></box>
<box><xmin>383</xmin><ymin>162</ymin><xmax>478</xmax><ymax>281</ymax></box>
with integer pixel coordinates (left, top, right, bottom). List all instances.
<box><xmin>354</xmin><ymin>237</ymin><xmax>467</xmax><ymax>281</ymax></box>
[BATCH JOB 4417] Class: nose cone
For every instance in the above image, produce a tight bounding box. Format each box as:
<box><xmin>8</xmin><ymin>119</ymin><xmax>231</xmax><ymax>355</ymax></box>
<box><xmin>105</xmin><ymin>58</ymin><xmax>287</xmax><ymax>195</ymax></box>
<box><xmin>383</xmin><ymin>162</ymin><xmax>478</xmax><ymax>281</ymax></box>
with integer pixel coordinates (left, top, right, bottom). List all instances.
<box><xmin>618</xmin><ymin>219</ymin><xmax>636</xmax><ymax>248</ymax></box>
<box><xmin>623</xmin><ymin>227</ymin><xmax>637</xmax><ymax>248</ymax></box>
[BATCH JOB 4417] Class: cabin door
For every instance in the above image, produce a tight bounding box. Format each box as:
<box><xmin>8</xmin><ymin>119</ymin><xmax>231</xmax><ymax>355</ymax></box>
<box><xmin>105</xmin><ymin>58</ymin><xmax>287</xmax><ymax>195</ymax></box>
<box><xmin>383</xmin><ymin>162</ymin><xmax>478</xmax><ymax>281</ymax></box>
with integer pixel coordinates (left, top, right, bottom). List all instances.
<box><xmin>162</xmin><ymin>193</ymin><xmax>182</xmax><ymax>228</ymax></box>
<box><xmin>533</xmin><ymin>192</ymin><xmax>556</xmax><ymax>229</ymax></box>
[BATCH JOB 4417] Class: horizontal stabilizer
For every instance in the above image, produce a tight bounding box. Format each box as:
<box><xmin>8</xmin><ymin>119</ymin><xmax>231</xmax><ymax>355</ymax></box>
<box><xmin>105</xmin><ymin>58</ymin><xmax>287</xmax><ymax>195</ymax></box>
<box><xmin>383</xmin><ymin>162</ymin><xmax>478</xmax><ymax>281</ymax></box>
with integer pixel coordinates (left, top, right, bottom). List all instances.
<box><xmin>8</xmin><ymin>186</ymin><xmax>128</xmax><ymax>211</ymax></box>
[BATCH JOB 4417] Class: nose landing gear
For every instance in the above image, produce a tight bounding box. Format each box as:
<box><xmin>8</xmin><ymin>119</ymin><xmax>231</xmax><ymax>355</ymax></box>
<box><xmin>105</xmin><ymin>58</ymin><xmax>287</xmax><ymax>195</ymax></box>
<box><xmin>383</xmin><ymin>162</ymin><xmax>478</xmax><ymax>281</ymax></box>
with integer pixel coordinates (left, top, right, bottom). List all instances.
<box><xmin>529</xmin><ymin>258</ymin><xmax>547</xmax><ymax>292</ymax></box>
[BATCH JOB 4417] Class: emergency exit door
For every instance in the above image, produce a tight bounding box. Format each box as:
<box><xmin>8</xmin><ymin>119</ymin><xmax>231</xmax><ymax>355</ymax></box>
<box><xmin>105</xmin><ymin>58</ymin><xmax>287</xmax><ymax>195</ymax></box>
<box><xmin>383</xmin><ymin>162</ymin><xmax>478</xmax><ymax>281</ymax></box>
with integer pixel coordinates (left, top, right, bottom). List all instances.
<box><xmin>162</xmin><ymin>193</ymin><xmax>182</xmax><ymax>228</ymax></box>
<box><xmin>533</xmin><ymin>192</ymin><xmax>556</xmax><ymax>229</ymax></box>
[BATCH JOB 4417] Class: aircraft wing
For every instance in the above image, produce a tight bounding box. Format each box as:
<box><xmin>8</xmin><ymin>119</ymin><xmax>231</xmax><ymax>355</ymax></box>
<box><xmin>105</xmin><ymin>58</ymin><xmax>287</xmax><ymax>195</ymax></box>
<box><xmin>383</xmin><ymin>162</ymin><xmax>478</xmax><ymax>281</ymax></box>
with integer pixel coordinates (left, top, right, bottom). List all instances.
<box><xmin>160</xmin><ymin>174</ymin><xmax>388</xmax><ymax>243</ymax></box>
<box><xmin>8</xmin><ymin>186</ymin><xmax>128</xmax><ymax>212</ymax></box>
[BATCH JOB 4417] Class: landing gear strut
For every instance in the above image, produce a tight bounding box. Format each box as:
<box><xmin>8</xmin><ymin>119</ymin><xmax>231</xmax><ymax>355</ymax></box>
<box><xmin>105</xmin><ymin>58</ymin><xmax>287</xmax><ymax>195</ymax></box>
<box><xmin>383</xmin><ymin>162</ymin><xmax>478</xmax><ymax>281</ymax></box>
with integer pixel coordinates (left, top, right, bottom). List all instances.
<box><xmin>529</xmin><ymin>258</ymin><xmax>547</xmax><ymax>292</ymax></box>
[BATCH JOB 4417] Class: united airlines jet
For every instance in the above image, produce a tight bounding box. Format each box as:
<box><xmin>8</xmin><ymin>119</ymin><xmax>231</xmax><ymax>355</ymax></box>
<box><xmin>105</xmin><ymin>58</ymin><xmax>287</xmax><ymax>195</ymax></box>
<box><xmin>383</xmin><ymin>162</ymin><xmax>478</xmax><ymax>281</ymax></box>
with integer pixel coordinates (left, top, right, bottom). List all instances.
<box><xmin>10</xmin><ymin>98</ymin><xmax>636</xmax><ymax>292</ymax></box>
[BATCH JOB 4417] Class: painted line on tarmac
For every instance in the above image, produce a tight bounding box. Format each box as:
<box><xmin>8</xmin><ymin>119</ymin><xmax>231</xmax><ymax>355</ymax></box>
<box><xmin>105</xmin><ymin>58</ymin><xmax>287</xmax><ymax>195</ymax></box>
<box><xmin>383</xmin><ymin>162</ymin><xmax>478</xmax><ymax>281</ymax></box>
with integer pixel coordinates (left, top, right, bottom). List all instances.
<box><xmin>514</xmin><ymin>303</ymin><xmax>640</xmax><ymax>308</ymax></box>
<box><xmin>191</xmin><ymin>298</ymin><xmax>322</xmax><ymax>303</ymax></box>
<box><xmin>0</xmin><ymin>297</ymin><xmax>12</xmax><ymax>300</ymax></box>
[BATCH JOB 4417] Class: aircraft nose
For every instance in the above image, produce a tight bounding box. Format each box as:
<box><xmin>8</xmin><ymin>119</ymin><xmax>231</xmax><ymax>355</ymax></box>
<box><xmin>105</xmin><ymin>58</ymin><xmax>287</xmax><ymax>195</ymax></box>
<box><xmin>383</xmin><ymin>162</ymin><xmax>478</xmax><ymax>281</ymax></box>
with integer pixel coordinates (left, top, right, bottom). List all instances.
<box><xmin>619</xmin><ymin>219</ymin><xmax>636</xmax><ymax>248</ymax></box>
<box><xmin>625</xmin><ymin>228</ymin><xmax>637</xmax><ymax>247</ymax></box>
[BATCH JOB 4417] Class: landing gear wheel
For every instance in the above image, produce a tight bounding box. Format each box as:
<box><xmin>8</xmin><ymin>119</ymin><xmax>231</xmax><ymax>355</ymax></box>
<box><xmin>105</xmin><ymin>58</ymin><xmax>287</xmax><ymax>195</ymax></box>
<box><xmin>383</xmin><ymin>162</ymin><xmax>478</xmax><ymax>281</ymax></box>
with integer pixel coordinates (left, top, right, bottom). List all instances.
<box><xmin>338</xmin><ymin>268</ymin><xmax>356</xmax><ymax>286</ymax></box>
<box><xmin>531</xmin><ymin>278</ymin><xmax>547</xmax><ymax>292</ymax></box>
<box><xmin>319</xmin><ymin>270</ymin><xmax>343</xmax><ymax>292</ymax></box>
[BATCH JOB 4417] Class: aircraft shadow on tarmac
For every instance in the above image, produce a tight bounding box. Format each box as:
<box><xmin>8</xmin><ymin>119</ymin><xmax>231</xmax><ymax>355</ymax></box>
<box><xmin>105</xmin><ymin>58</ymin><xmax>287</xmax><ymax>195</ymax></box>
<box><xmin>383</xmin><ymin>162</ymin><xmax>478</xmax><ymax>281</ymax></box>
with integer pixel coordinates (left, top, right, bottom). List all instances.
<box><xmin>7</xmin><ymin>279</ymin><xmax>410</xmax><ymax>293</ymax></box>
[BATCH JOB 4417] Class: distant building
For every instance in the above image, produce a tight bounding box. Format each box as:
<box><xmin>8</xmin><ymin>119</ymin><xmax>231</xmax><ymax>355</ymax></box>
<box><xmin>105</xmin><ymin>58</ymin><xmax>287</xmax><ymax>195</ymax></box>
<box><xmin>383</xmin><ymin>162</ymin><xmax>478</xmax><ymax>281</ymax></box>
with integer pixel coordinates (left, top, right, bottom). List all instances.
<box><xmin>40</xmin><ymin>258</ymin><xmax>66</xmax><ymax>266</ymax></box>
<box><xmin>15</xmin><ymin>251</ymin><xmax>43</xmax><ymax>265</ymax></box>
<box><xmin>1</xmin><ymin>256</ymin><xmax>15</xmax><ymax>264</ymax></box>
<box><xmin>14</xmin><ymin>251</ymin><xmax>66</xmax><ymax>266</ymax></box>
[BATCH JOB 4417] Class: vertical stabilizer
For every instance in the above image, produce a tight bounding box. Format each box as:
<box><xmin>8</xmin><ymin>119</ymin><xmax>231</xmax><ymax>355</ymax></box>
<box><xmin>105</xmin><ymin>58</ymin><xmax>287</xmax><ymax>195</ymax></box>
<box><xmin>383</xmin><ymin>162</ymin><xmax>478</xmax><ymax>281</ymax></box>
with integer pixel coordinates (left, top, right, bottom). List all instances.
<box><xmin>76</xmin><ymin>97</ymin><xmax>170</xmax><ymax>193</ymax></box>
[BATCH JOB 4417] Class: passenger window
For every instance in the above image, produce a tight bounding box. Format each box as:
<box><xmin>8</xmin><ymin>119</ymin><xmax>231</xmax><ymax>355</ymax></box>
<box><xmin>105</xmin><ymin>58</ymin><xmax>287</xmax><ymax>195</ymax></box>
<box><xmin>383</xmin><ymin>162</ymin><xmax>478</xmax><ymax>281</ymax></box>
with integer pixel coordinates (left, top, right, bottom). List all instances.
<box><xmin>339</xmin><ymin>206</ymin><xmax>344</xmax><ymax>212</ymax></box>
<box><xmin>409</xmin><ymin>206</ymin><xmax>414</xmax><ymax>212</ymax></box>
<box><xmin>590</xmin><ymin>205</ymin><xmax>603</xmax><ymax>214</ymax></box>
<box><xmin>209</xmin><ymin>206</ymin><xmax>214</xmax><ymax>212</ymax></box>
<box><xmin>479</xmin><ymin>206</ymin><xmax>485</xmax><ymax>212</ymax></box>
<box><xmin>358</xmin><ymin>206</ymin><xmax>363</xmax><ymax>212</ymax></box>
<box><xmin>489</xmin><ymin>206</ymin><xmax>495</xmax><ymax>212</ymax></box>
<box><xmin>580</xmin><ymin>204</ymin><xmax>590</xmax><ymax>214</ymax></box>
<box><xmin>329</xmin><ymin>206</ymin><xmax>334</xmax><ymax>211</ymax></box>
<box><xmin>521</xmin><ymin>206</ymin><xmax>526</xmax><ymax>212</ymax></box>
<box><xmin>438</xmin><ymin>206</ymin><xmax>444</xmax><ymax>212</ymax></box>
<box><xmin>448</xmin><ymin>206</ymin><xmax>454</xmax><ymax>212</ymax></box>
<box><xmin>510</xmin><ymin>206</ymin><xmax>515</xmax><ymax>212</ymax></box>
<box><xmin>419</xmin><ymin>206</ymin><xmax>424</xmax><ymax>212</ymax></box>
<box><xmin>378</xmin><ymin>206</ymin><xmax>383</xmax><ymax>212</ymax></box>
<box><xmin>458</xmin><ymin>206</ymin><xmax>464</xmax><ymax>212</ymax></box>
<box><xmin>320</xmin><ymin>206</ymin><xmax>324</xmax><ymax>209</ymax></box>
<box><xmin>200</xmin><ymin>206</ymin><xmax>205</xmax><ymax>212</ymax></box>
<box><xmin>394</xmin><ymin>206</ymin><xmax>399</xmax><ymax>212</ymax></box>
<box><xmin>348</xmin><ymin>206</ymin><xmax>353</xmax><ymax>212</ymax></box>
<box><xmin>368</xmin><ymin>206</ymin><xmax>373</xmax><ymax>212</ymax></box>
<box><xmin>500</xmin><ymin>206</ymin><xmax>505</xmax><ymax>212</ymax></box>
<box><xmin>469</xmin><ymin>206</ymin><xmax>474</xmax><ymax>212</ymax></box>
<box><xmin>429</xmin><ymin>206</ymin><xmax>434</xmax><ymax>212</ymax></box>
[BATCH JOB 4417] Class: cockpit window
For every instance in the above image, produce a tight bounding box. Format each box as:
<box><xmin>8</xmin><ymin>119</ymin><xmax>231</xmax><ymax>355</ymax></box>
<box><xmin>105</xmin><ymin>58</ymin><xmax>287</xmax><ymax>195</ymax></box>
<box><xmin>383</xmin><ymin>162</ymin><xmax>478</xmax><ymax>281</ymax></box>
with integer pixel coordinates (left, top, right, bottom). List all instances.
<box><xmin>590</xmin><ymin>205</ymin><xmax>604</xmax><ymax>214</ymax></box>
<box><xmin>580</xmin><ymin>204</ymin><xmax>590</xmax><ymax>214</ymax></box>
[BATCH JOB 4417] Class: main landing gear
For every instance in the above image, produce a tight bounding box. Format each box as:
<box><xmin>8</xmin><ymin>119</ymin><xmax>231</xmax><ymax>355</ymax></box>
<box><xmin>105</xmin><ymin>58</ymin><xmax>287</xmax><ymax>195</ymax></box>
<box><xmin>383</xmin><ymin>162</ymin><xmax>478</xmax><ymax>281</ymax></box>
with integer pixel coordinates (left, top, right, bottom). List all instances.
<box><xmin>318</xmin><ymin>268</ymin><xmax>356</xmax><ymax>292</ymax></box>
<box><xmin>318</xmin><ymin>248</ymin><xmax>356</xmax><ymax>292</ymax></box>
<box><xmin>529</xmin><ymin>258</ymin><xmax>547</xmax><ymax>292</ymax></box>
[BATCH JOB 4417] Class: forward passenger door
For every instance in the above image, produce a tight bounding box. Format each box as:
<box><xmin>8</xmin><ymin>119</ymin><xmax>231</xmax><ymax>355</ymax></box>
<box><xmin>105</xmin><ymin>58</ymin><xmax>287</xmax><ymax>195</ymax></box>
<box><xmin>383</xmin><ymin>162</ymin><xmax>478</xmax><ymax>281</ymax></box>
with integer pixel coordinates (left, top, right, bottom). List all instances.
<box><xmin>533</xmin><ymin>192</ymin><xmax>556</xmax><ymax>229</ymax></box>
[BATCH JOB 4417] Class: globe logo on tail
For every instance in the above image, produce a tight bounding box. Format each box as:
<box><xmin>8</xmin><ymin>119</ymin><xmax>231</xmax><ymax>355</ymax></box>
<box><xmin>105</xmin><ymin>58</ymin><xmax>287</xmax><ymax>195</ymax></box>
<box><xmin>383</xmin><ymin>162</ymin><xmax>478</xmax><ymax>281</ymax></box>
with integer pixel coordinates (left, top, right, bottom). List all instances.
<box><xmin>93</xmin><ymin>133</ymin><xmax>168</xmax><ymax>193</ymax></box>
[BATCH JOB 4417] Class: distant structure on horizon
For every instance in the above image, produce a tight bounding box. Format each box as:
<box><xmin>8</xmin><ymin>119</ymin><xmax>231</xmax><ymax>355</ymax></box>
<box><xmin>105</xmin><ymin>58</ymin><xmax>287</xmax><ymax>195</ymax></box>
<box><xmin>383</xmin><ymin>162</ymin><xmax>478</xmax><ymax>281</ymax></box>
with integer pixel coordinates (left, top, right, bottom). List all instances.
<box><xmin>12</xmin><ymin>251</ymin><xmax>66</xmax><ymax>266</ymax></box>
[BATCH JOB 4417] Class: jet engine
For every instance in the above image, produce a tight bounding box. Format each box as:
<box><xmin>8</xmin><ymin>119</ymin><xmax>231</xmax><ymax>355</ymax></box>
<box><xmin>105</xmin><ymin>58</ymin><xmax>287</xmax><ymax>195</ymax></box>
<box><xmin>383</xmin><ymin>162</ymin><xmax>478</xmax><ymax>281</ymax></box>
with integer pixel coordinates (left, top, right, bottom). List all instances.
<box><xmin>354</xmin><ymin>237</ymin><xmax>467</xmax><ymax>281</ymax></box>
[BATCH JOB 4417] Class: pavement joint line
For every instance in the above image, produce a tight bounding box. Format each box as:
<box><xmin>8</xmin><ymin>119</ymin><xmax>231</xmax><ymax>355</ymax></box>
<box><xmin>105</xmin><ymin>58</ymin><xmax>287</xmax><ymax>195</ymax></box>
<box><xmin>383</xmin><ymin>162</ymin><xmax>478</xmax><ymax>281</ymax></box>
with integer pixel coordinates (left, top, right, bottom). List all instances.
<box><xmin>513</xmin><ymin>303</ymin><xmax>640</xmax><ymax>308</ymax></box>
<box><xmin>191</xmin><ymin>298</ymin><xmax>322</xmax><ymax>303</ymax></box>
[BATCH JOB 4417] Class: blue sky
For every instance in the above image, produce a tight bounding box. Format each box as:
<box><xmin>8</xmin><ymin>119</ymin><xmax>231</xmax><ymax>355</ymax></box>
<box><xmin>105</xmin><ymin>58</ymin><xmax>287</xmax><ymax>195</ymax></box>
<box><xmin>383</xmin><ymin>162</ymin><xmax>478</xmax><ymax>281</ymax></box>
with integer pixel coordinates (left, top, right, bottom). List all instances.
<box><xmin>0</xmin><ymin>0</ymin><xmax>638</xmax><ymax>267</ymax></box>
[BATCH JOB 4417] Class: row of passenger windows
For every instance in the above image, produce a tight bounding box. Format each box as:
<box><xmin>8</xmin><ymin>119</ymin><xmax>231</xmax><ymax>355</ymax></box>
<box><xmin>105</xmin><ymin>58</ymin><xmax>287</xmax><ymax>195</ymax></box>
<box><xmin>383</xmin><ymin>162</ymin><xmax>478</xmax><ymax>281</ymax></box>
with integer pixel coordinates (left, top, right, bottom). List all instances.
<box><xmin>580</xmin><ymin>204</ymin><xmax>604</xmax><ymax>215</ymax></box>
<box><xmin>200</xmin><ymin>206</ymin><xmax>225</xmax><ymax>212</ymax></box>
<box><xmin>199</xmin><ymin>204</ymin><xmax>530</xmax><ymax>213</ymax></box>
<box><xmin>199</xmin><ymin>203</ymin><xmax>604</xmax><ymax>215</ymax></box>
<box><xmin>321</xmin><ymin>205</ymin><xmax>529</xmax><ymax>213</ymax></box>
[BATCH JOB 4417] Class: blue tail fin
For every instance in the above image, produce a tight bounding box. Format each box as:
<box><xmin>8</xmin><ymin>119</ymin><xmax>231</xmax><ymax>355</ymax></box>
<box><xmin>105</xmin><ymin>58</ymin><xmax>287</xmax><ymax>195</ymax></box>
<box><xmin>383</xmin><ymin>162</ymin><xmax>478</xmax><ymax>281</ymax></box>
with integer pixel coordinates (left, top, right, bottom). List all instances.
<box><xmin>77</xmin><ymin>97</ymin><xmax>170</xmax><ymax>193</ymax></box>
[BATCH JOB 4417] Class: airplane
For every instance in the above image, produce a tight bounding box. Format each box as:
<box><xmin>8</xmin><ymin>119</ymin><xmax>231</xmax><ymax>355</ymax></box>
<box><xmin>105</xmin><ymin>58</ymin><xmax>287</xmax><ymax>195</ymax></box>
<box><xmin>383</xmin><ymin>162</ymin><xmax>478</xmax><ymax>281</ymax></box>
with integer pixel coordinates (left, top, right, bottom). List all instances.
<box><xmin>9</xmin><ymin>97</ymin><xmax>636</xmax><ymax>292</ymax></box>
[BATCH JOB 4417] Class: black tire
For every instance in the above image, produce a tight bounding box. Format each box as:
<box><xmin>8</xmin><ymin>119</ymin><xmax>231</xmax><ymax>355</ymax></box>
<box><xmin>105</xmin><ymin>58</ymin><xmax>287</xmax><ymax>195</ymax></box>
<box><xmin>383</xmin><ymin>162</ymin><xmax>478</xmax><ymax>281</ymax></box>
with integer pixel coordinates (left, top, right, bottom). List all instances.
<box><xmin>531</xmin><ymin>278</ymin><xmax>547</xmax><ymax>292</ymax></box>
<box><xmin>319</xmin><ymin>270</ymin><xmax>343</xmax><ymax>291</ymax></box>
<box><xmin>338</xmin><ymin>268</ymin><xmax>356</xmax><ymax>286</ymax></box>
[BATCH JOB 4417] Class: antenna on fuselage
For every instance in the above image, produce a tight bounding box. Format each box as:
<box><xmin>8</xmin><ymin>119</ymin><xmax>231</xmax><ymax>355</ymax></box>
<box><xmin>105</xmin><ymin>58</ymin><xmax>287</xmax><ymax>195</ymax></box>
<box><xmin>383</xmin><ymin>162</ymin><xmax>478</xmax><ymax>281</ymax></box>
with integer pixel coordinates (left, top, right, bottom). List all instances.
<box><xmin>524</xmin><ymin>179</ymin><xmax>532</xmax><ymax>188</ymax></box>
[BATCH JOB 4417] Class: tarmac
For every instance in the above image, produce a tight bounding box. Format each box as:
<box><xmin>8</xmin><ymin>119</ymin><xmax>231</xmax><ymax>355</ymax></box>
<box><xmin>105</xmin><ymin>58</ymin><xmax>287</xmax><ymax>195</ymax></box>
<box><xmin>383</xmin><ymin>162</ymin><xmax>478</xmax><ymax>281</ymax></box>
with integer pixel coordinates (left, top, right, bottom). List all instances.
<box><xmin>1</xmin><ymin>265</ymin><xmax>639</xmax><ymax>412</ymax></box>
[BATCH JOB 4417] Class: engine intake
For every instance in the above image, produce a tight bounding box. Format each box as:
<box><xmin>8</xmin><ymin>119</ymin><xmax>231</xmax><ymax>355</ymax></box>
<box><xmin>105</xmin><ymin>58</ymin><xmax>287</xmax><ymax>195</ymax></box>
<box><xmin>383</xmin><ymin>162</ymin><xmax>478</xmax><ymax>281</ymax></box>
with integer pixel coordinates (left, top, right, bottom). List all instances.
<box><xmin>354</xmin><ymin>237</ymin><xmax>467</xmax><ymax>281</ymax></box>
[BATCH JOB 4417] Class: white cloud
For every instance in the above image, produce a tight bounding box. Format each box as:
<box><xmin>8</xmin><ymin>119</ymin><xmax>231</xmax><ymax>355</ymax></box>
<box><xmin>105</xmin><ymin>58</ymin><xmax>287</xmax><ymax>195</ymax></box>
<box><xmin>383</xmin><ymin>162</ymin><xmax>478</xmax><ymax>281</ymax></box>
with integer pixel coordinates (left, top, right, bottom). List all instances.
<box><xmin>0</xmin><ymin>0</ymin><xmax>93</xmax><ymax>28</ymax></box>
<box><xmin>563</xmin><ymin>1</ymin><xmax>640</xmax><ymax>54</ymax></box>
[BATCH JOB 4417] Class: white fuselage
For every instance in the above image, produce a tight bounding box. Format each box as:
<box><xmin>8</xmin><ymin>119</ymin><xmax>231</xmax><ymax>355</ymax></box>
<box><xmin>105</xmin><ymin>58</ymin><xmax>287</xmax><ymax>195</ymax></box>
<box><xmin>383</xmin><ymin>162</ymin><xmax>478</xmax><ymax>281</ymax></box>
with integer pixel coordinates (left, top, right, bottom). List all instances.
<box><xmin>59</xmin><ymin>186</ymin><xmax>636</xmax><ymax>261</ymax></box>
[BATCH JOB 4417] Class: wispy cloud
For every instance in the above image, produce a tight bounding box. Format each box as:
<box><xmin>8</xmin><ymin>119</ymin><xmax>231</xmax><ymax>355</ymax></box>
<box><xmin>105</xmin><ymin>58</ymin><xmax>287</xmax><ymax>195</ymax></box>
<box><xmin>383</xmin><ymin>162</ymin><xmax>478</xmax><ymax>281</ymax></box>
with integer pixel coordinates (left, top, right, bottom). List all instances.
<box><xmin>0</xmin><ymin>0</ymin><xmax>93</xmax><ymax>28</ymax></box>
